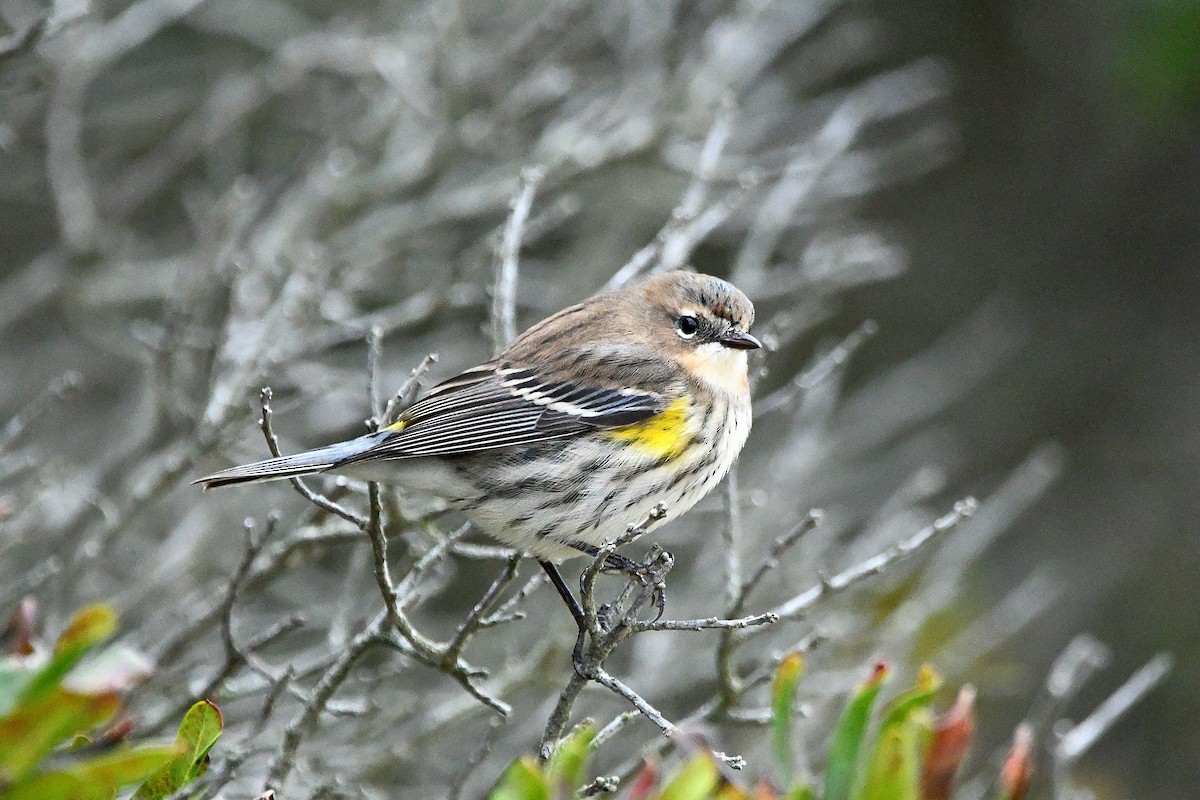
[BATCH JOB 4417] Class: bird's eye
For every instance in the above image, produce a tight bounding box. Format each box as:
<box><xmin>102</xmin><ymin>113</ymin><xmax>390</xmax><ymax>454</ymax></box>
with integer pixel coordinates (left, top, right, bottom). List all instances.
<box><xmin>675</xmin><ymin>315</ymin><xmax>700</xmax><ymax>339</ymax></box>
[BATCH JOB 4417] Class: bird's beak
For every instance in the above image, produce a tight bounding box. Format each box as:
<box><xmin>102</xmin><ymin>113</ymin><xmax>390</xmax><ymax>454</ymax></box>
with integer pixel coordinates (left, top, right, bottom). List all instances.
<box><xmin>719</xmin><ymin>330</ymin><xmax>762</xmax><ymax>350</ymax></box>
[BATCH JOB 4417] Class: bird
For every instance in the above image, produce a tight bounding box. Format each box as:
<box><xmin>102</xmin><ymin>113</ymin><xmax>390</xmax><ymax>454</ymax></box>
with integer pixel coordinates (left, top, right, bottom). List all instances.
<box><xmin>196</xmin><ymin>271</ymin><xmax>759</xmax><ymax>615</ymax></box>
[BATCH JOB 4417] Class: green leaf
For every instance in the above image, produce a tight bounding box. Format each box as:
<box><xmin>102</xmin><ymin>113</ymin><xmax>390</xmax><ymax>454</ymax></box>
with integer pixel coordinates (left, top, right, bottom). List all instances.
<box><xmin>877</xmin><ymin>665</ymin><xmax>941</xmax><ymax>731</ymax></box>
<box><xmin>858</xmin><ymin>665</ymin><xmax>942</xmax><ymax>800</ymax></box>
<box><xmin>18</xmin><ymin>605</ymin><xmax>117</xmax><ymax>707</ymax></box>
<box><xmin>0</xmin><ymin>770</ymin><xmax>94</xmax><ymax>800</ymax></box>
<box><xmin>134</xmin><ymin>700</ymin><xmax>223</xmax><ymax>800</ymax></box>
<box><xmin>0</xmin><ymin>689</ymin><xmax>120</xmax><ymax>782</ymax></box>
<box><xmin>489</xmin><ymin>756</ymin><xmax>551</xmax><ymax>800</ymax></box>
<box><xmin>771</xmin><ymin>652</ymin><xmax>806</xmax><ymax>783</ymax></box>
<box><xmin>824</xmin><ymin>661</ymin><xmax>889</xmax><ymax>800</ymax></box>
<box><xmin>6</xmin><ymin>745</ymin><xmax>177</xmax><ymax>800</ymax></box>
<box><xmin>658</xmin><ymin>754</ymin><xmax>719</xmax><ymax>800</ymax></box>
<box><xmin>783</xmin><ymin>784</ymin><xmax>818</xmax><ymax>800</ymax></box>
<box><xmin>545</xmin><ymin>722</ymin><xmax>594</xmax><ymax>793</ymax></box>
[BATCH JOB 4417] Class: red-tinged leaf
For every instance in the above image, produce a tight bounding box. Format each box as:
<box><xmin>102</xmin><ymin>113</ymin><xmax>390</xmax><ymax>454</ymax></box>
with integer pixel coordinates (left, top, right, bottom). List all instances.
<box><xmin>752</xmin><ymin>778</ymin><xmax>778</xmax><ymax>800</ymax></box>
<box><xmin>134</xmin><ymin>700</ymin><xmax>223</xmax><ymax>799</ymax></box>
<box><xmin>921</xmin><ymin>686</ymin><xmax>976</xmax><ymax>800</ymax></box>
<box><xmin>771</xmin><ymin>652</ymin><xmax>806</xmax><ymax>783</ymax></box>
<box><xmin>824</xmin><ymin>661</ymin><xmax>890</xmax><ymax>800</ymax></box>
<box><xmin>94</xmin><ymin>717</ymin><xmax>136</xmax><ymax>748</ymax></box>
<box><xmin>997</xmin><ymin>725</ymin><xmax>1033</xmax><ymax>800</ymax></box>
<box><xmin>627</xmin><ymin>759</ymin><xmax>660</xmax><ymax>800</ymax></box>
<box><xmin>0</xmin><ymin>689</ymin><xmax>120</xmax><ymax>781</ymax></box>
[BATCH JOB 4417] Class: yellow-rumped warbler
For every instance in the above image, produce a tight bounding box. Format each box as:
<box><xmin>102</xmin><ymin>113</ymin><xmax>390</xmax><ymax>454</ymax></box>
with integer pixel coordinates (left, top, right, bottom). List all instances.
<box><xmin>198</xmin><ymin>271</ymin><xmax>759</xmax><ymax>575</ymax></box>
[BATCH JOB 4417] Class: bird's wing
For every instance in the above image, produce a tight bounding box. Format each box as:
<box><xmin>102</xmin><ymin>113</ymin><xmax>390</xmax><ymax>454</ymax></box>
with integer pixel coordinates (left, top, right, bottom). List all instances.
<box><xmin>335</xmin><ymin>362</ymin><xmax>668</xmax><ymax>463</ymax></box>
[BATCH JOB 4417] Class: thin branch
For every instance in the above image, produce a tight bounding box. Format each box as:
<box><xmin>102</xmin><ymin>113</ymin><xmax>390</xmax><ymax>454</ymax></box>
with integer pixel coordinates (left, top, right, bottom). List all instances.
<box><xmin>383</xmin><ymin>353</ymin><xmax>439</xmax><ymax>426</ymax></box>
<box><xmin>444</xmin><ymin>555</ymin><xmax>521</xmax><ymax>664</ymax></box>
<box><xmin>1055</xmin><ymin>653</ymin><xmax>1173</xmax><ymax>764</ymax></box>
<box><xmin>259</xmin><ymin>387</ymin><xmax>368</xmax><ymax>530</ymax></box>
<box><xmin>366</xmin><ymin>325</ymin><xmax>384</xmax><ymax>424</ymax></box>
<box><xmin>721</xmin><ymin>467</ymin><xmax>743</xmax><ymax>611</ymax></box>
<box><xmin>634</xmin><ymin>611</ymin><xmax>779</xmax><ymax>634</ymax></box>
<box><xmin>768</xmin><ymin>497</ymin><xmax>977</xmax><ymax>621</ymax></box>
<box><xmin>492</xmin><ymin>166</ymin><xmax>543</xmax><ymax>351</ymax></box>
<box><xmin>479</xmin><ymin>571</ymin><xmax>545</xmax><ymax>627</ymax></box>
<box><xmin>447</xmin><ymin>718</ymin><xmax>507</xmax><ymax>800</ymax></box>
<box><xmin>541</xmin><ymin>509</ymin><xmax>679</xmax><ymax>759</ymax></box>
<box><xmin>606</xmin><ymin>103</ymin><xmax>741</xmax><ymax>288</ymax></box>
<box><xmin>754</xmin><ymin>320</ymin><xmax>879</xmax><ymax>418</ymax></box>
<box><xmin>739</xmin><ymin>509</ymin><xmax>823</xmax><ymax>608</ymax></box>
<box><xmin>363</xmin><ymin>480</ymin><xmax>508</xmax><ymax>715</ymax></box>
<box><xmin>590</xmin><ymin>711</ymin><xmax>638</xmax><ymax>752</ymax></box>
<box><xmin>365</xmin><ymin>481</ymin><xmax>430</xmax><ymax>652</ymax></box>
<box><xmin>0</xmin><ymin>371</ymin><xmax>82</xmax><ymax>454</ymax></box>
<box><xmin>265</xmin><ymin>611</ymin><xmax>390</xmax><ymax>789</ymax></box>
<box><xmin>592</xmin><ymin>667</ymin><xmax>679</xmax><ymax>738</ymax></box>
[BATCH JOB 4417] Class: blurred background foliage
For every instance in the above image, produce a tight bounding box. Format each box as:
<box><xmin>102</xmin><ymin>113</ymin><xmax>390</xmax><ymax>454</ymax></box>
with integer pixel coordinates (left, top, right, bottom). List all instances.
<box><xmin>1</xmin><ymin>0</ymin><xmax>1198</xmax><ymax>797</ymax></box>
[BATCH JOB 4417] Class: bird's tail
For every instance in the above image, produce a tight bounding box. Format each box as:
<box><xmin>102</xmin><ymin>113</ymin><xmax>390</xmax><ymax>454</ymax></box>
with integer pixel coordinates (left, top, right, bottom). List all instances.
<box><xmin>195</xmin><ymin>433</ymin><xmax>389</xmax><ymax>489</ymax></box>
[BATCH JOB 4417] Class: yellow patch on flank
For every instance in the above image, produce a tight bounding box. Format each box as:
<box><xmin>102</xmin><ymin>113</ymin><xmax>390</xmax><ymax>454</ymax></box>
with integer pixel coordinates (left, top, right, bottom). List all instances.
<box><xmin>385</xmin><ymin>418</ymin><xmax>409</xmax><ymax>432</ymax></box>
<box><xmin>603</xmin><ymin>396</ymin><xmax>693</xmax><ymax>460</ymax></box>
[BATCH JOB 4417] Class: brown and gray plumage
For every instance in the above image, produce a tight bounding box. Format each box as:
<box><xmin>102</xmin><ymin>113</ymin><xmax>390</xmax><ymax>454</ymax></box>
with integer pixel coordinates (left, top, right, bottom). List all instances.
<box><xmin>197</xmin><ymin>271</ymin><xmax>760</xmax><ymax>560</ymax></box>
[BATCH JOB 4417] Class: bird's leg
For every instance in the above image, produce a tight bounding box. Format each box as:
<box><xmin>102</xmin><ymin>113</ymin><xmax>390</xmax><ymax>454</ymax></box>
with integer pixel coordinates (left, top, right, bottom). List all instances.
<box><xmin>540</xmin><ymin>559</ymin><xmax>584</xmax><ymax>625</ymax></box>
<box><xmin>539</xmin><ymin>560</ymin><xmax>590</xmax><ymax>679</ymax></box>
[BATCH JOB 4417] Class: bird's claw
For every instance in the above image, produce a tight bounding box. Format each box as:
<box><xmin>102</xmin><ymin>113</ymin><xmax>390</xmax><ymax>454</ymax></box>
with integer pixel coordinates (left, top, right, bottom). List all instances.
<box><xmin>602</xmin><ymin>551</ymin><xmax>668</xmax><ymax>622</ymax></box>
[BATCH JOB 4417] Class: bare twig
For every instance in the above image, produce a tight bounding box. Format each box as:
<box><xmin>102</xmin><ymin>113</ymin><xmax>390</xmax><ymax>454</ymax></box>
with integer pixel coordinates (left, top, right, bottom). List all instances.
<box><xmin>382</xmin><ymin>353</ymin><xmax>439</xmax><ymax>426</ymax></box>
<box><xmin>265</xmin><ymin>611</ymin><xmax>390</xmax><ymax>789</ymax></box>
<box><xmin>1055</xmin><ymin>653</ymin><xmax>1173</xmax><ymax>765</ymax></box>
<box><xmin>492</xmin><ymin>167</ymin><xmax>543</xmax><ymax>351</ymax></box>
<box><xmin>479</xmin><ymin>571</ymin><xmax>545</xmax><ymax>628</ymax></box>
<box><xmin>740</xmin><ymin>509</ymin><xmax>824</xmax><ymax>606</ymax></box>
<box><xmin>754</xmin><ymin>321</ymin><xmax>879</xmax><ymax>418</ymax></box>
<box><xmin>592</xmin><ymin>667</ymin><xmax>679</xmax><ymax>738</ymax></box>
<box><xmin>447</xmin><ymin>718</ymin><xmax>507</xmax><ymax>800</ymax></box>
<box><xmin>541</xmin><ymin>506</ymin><xmax>683</xmax><ymax>759</ymax></box>
<box><xmin>721</xmin><ymin>467</ymin><xmax>743</xmax><ymax>611</ymax></box>
<box><xmin>768</xmin><ymin>497</ymin><xmax>977</xmax><ymax>622</ymax></box>
<box><xmin>444</xmin><ymin>555</ymin><xmax>521</xmax><ymax>664</ymax></box>
<box><xmin>363</xmin><ymin>477</ymin><xmax>509</xmax><ymax>715</ymax></box>
<box><xmin>366</xmin><ymin>325</ymin><xmax>385</xmax><ymax>424</ymax></box>
<box><xmin>0</xmin><ymin>371</ymin><xmax>82</xmax><ymax>454</ymax></box>
<box><xmin>258</xmin><ymin>387</ymin><xmax>368</xmax><ymax>530</ymax></box>
<box><xmin>606</xmin><ymin>102</ymin><xmax>740</xmax><ymax>288</ymax></box>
